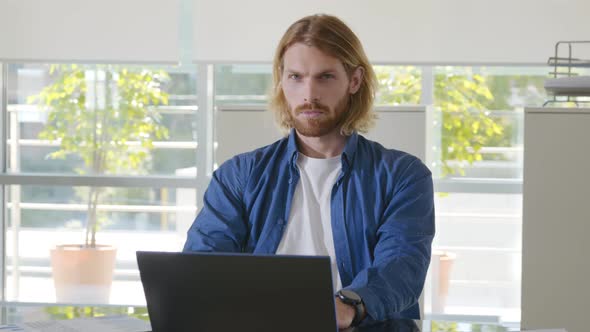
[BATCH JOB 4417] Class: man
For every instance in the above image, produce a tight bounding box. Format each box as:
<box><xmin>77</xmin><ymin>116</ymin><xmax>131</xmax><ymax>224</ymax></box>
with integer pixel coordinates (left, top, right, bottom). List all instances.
<box><xmin>183</xmin><ymin>14</ymin><xmax>435</xmax><ymax>329</ymax></box>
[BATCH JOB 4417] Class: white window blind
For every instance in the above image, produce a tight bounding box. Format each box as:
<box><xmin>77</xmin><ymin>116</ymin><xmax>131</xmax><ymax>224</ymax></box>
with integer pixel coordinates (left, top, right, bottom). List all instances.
<box><xmin>2</xmin><ymin>0</ymin><xmax>590</xmax><ymax>64</ymax></box>
<box><xmin>193</xmin><ymin>0</ymin><xmax>590</xmax><ymax>64</ymax></box>
<box><xmin>0</xmin><ymin>0</ymin><xmax>179</xmax><ymax>63</ymax></box>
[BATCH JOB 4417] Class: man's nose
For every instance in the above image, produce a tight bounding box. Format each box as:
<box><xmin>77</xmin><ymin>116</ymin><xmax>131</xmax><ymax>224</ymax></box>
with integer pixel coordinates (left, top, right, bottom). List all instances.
<box><xmin>303</xmin><ymin>80</ymin><xmax>320</xmax><ymax>103</ymax></box>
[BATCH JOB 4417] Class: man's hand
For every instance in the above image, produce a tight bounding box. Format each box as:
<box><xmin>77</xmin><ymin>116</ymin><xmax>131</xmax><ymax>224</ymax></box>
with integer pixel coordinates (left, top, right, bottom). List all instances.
<box><xmin>335</xmin><ymin>297</ymin><xmax>355</xmax><ymax>329</ymax></box>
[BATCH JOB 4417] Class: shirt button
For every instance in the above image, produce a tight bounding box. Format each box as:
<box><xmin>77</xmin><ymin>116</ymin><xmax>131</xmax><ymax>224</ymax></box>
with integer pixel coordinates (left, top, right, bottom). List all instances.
<box><xmin>288</xmin><ymin>178</ymin><xmax>292</xmax><ymax>184</ymax></box>
<box><xmin>277</xmin><ymin>219</ymin><xmax>284</xmax><ymax>225</ymax></box>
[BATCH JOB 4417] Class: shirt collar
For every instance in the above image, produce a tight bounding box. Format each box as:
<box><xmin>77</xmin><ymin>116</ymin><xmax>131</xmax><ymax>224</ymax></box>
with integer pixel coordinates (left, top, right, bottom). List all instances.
<box><xmin>286</xmin><ymin>129</ymin><xmax>359</xmax><ymax>169</ymax></box>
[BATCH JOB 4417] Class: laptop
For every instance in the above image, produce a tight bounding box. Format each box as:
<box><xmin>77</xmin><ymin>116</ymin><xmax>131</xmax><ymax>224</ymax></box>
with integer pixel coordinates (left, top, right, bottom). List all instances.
<box><xmin>136</xmin><ymin>251</ymin><xmax>338</xmax><ymax>332</ymax></box>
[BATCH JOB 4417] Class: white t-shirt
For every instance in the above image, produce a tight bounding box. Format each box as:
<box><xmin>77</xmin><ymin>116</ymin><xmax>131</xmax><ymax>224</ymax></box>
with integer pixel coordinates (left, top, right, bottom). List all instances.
<box><xmin>276</xmin><ymin>154</ymin><xmax>342</xmax><ymax>291</ymax></box>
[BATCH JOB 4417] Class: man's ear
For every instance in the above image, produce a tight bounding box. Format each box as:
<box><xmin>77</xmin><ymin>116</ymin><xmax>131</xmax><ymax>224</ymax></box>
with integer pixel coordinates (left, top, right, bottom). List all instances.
<box><xmin>348</xmin><ymin>66</ymin><xmax>364</xmax><ymax>94</ymax></box>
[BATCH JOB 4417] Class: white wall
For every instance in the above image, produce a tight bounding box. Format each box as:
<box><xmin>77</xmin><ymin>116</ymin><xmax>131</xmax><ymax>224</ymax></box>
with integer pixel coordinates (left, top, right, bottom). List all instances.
<box><xmin>2</xmin><ymin>0</ymin><xmax>590</xmax><ymax>64</ymax></box>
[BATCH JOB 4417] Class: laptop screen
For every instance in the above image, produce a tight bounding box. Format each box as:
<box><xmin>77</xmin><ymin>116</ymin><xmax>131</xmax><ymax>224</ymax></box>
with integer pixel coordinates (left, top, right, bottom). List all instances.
<box><xmin>137</xmin><ymin>251</ymin><xmax>337</xmax><ymax>332</ymax></box>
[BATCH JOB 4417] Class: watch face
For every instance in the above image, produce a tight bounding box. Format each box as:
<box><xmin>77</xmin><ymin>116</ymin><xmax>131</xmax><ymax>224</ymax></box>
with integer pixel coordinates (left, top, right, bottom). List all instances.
<box><xmin>339</xmin><ymin>289</ymin><xmax>361</xmax><ymax>303</ymax></box>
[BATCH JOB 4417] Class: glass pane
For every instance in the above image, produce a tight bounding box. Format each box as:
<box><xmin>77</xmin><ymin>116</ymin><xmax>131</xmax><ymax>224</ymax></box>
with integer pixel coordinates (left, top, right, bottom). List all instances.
<box><xmin>7</xmin><ymin>64</ymin><xmax>198</xmax><ymax>176</ymax></box>
<box><xmin>214</xmin><ymin>64</ymin><xmax>272</xmax><ymax>105</ymax></box>
<box><xmin>429</xmin><ymin>192</ymin><xmax>522</xmax><ymax>321</ymax></box>
<box><xmin>214</xmin><ymin>64</ymin><xmax>424</xmax><ymax>106</ymax></box>
<box><xmin>428</xmin><ymin>66</ymin><xmax>544</xmax><ymax>322</ymax></box>
<box><xmin>434</xmin><ymin>66</ymin><xmax>547</xmax><ymax>179</ymax></box>
<box><xmin>374</xmin><ymin>65</ymin><xmax>422</xmax><ymax>105</ymax></box>
<box><xmin>5</xmin><ymin>185</ymin><xmax>196</xmax><ymax>305</ymax></box>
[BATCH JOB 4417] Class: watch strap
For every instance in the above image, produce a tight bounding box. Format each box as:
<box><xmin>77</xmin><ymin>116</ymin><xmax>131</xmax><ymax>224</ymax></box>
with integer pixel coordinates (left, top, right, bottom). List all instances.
<box><xmin>336</xmin><ymin>290</ymin><xmax>365</xmax><ymax>327</ymax></box>
<box><xmin>350</xmin><ymin>300</ymin><xmax>365</xmax><ymax>327</ymax></box>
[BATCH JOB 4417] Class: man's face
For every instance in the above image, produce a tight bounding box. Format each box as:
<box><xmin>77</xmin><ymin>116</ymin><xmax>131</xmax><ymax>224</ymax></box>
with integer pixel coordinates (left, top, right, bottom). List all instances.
<box><xmin>281</xmin><ymin>43</ymin><xmax>361</xmax><ymax>137</ymax></box>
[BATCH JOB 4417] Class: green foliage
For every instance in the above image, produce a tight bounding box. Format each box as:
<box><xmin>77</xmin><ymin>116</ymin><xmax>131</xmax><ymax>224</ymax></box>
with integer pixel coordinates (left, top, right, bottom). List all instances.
<box><xmin>44</xmin><ymin>305</ymin><xmax>149</xmax><ymax>321</ymax></box>
<box><xmin>430</xmin><ymin>321</ymin><xmax>509</xmax><ymax>332</ymax></box>
<box><xmin>431</xmin><ymin>321</ymin><xmax>459</xmax><ymax>332</ymax></box>
<box><xmin>29</xmin><ymin>65</ymin><xmax>170</xmax><ymax>246</ymax></box>
<box><xmin>376</xmin><ymin>66</ymin><xmax>505</xmax><ymax>177</ymax></box>
<box><xmin>436</xmin><ymin>67</ymin><xmax>502</xmax><ymax>176</ymax></box>
<box><xmin>375</xmin><ymin>66</ymin><xmax>421</xmax><ymax>105</ymax></box>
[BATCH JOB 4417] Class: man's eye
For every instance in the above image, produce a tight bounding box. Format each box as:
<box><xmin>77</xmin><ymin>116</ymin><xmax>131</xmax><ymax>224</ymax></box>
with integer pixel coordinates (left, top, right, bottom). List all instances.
<box><xmin>320</xmin><ymin>74</ymin><xmax>334</xmax><ymax>80</ymax></box>
<box><xmin>288</xmin><ymin>74</ymin><xmax>300</xmax><ymax>80</ymax></box>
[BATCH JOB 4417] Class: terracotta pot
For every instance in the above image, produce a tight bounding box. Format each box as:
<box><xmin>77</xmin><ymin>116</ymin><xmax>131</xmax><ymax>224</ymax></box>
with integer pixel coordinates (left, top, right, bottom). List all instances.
<box><xmin>437</xmin><ymin>251</ymin><xmax>456</xmax><ymax>297</ymax></box>
<box><xmin>432</xmin><ymin>250</ymin><xmax>456</xmax><ymax>313</ymax></box>
<box><xmin>50</xmin><ymin>244</ymin><xmax>117</xmax><ymax>304</ymax></box>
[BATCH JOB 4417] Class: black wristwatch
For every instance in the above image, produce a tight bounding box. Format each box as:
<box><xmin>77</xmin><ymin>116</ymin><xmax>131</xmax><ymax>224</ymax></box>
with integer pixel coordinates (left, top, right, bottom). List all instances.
<box><xmin>335</xmin><ymin>289</ymin><xmax>366</xmax><ymax>327</ymax></box>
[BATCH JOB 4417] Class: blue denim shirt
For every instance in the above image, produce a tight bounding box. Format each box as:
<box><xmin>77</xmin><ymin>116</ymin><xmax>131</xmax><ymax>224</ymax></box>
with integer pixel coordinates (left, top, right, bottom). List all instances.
<box><xmin>183</xmin><ymin>130</ymin><xmax>435</xmax><ymax>322</ymax></box>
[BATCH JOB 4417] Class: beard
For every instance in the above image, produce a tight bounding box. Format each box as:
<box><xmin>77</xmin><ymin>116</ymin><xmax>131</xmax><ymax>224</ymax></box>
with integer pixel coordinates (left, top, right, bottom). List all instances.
<box><xmin>290</xmin><ymin>95</ymin><xmax>349</xmax><ymax>137</ymax></box>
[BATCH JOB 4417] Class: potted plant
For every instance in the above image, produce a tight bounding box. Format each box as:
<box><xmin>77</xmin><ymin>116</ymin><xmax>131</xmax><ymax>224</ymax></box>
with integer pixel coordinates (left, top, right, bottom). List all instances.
<box><xmin>29</xmin><ymin>64</ymin><xmax>169</xmax><ymax>303</ymax></box>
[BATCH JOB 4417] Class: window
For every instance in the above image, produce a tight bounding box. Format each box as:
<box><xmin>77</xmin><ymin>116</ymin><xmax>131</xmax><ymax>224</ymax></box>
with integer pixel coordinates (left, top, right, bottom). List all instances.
<box><xmin>7</xmin><ymin>64</ymin><xmax>198</xmax><ymax>176</ymax></box>
<box><xmin>3</xmin><ymin>63</ymin><xmax>199</xmax><ymax>304</ymax></box>
<box><xmin>1</xmin><ymin>62</ymin><xmax>549</xmax><ymax>322</ymax></box>
<box><xmin>430</xmin><ymin>66</ymin><xmax>548</xmax><ymax>321</ymax></box>
<box><xmin>215</xmin><ymin>64</ymin><xmax>272</xmax><ymax>106</ymax></box>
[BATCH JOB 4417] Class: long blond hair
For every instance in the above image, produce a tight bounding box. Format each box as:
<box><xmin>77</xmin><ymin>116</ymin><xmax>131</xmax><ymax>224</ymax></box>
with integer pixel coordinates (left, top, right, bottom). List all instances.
<box><xmin>269</xmin><ymin>14</ymin><xmax>377</xmax><ymax>135</ymax></box>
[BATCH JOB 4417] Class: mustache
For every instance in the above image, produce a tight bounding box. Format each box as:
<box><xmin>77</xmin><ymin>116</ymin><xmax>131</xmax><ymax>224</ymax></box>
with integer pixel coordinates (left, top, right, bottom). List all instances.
<box><xmin>294</xmin><ymin>102</ymin><xmax>329</xmax><ymax>114</ymax></box>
